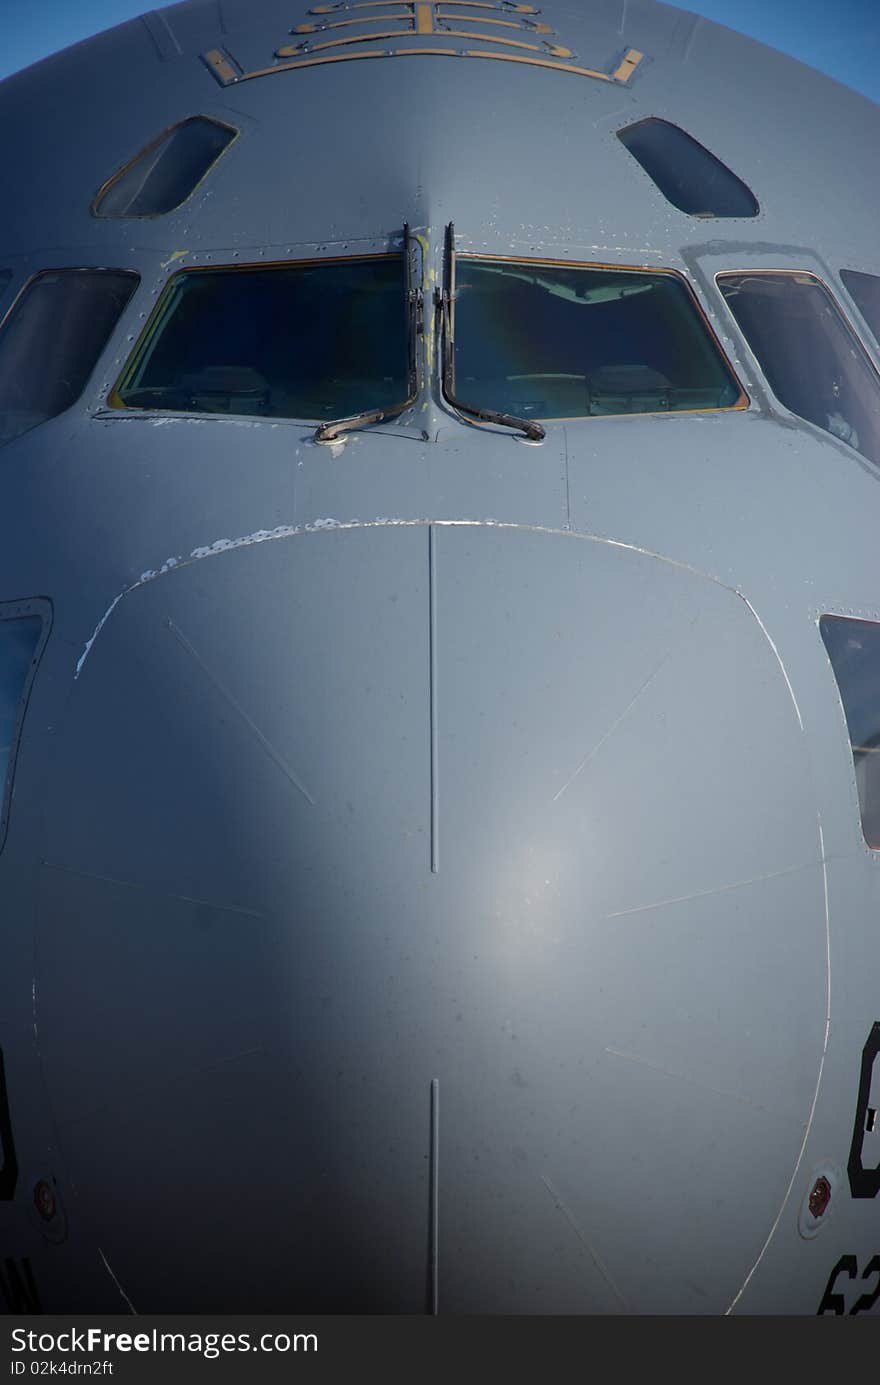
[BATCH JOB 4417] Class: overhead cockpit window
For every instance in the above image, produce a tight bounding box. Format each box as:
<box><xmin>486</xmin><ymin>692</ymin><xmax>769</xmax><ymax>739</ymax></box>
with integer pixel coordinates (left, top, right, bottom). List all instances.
<box><xmin>0</xmin><ymin>269</ymin><xmax>139</xmax><ymax>447</ymax></box>
<box><xmin>448</xmin><ymin>259</ymin><xmax>744</xmax><ymax>420</ymax></box>
<box><xmin>717</xmin><ymin>272</ymin><xmax>880</xmax><ymax>467</ymax></box>
<box><xmin>0</xmin><ymin>605</ymin><xmax>47</xmax><ymax>853</ymax></box>
<box><xmin>93</xmin><ymin>117</ymin><xmax>238</xmax><ymax>218</ymax></box>
<box><xmin>820</xmin><ymin>615</ymin><xmax>880</xmax><ymax>848</ymax></box>
<box><xmin>840</xmin><ymin>270</ymin><xmax>880</xmax><ymax>348</ymax></box>
<box><xmin>617</xmin><ymin>119</ymin><xmax>759</xmax><ymax>218</ymax></box>
<box><xmin>113</xmin><ymin>257</ymin><xmax>410</xmax><ymax>422</ymax></box>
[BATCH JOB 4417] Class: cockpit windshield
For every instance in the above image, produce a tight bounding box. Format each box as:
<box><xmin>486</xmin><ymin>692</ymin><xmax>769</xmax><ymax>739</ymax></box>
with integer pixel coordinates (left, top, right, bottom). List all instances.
<box><xmin>449</xmin><ymin>259</ymin><xmax>744</xmax><ymax>420</ymax></box>
<box><xmin>114</xmin><ymin>256</ymin><xmax>410</xmax><ymax>422</ymax></box>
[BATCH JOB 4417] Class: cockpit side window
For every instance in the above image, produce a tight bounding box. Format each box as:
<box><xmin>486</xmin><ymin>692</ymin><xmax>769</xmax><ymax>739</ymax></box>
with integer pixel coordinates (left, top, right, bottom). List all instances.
<box><xmin>717</xmin><ymin>272</ymin><xmax>880</xmax><ymax>468</ymax></box>
<box><xmin>0</xmin><ymin>269</ymin><xmax>139</xmax><ymax>447</ymax></box>
<box><xmin>617</xmin><ymin>119</ymin><xmax>759</xmax><ymax>218</ymax></box>
<box><xmin>449</xmin><ymin>259</ymin><xmax>744</xmax><ymax>420</ymax></box>
<box><xmin>92</xmin><ymin>117</ymin><xmax>238</xmax><ymax>218</ymax></box>
<box><xmin>840</xmin><ymin>270</ymin><xmax>880</xmax><ymax>349</ymax></box>
<box><xmin>112</xmin><ymin>257</ymin><xmax>410</xmax><ymax>422</ymax></box>
<box><xmin>820</xmin><ymin>615</ymin><xmax>880</xmax><ymax>848</ymax></box>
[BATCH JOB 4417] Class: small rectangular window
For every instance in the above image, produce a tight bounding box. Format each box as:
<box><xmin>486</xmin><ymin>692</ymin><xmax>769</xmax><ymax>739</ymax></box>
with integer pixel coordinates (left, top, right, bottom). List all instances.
<box><xmin>113</xmin><ymin>257</ymin><xmax>410</xmax><ymax>422</ymax></box>
<box><xmin>617</xmin><ymin>119</ymin><xmax>759</xmax><ymax>218</ymax></box>
<box><xmin>0</xmin><ymin>602</ymin><xmax>49</xmax><ymax>852</ymax></box>
<box><xmin>841</xmin><ymin>269</ymin><xmax>880</xmax><ymax>348</ymax></box>
<box><xmin>820</xmin><ymin>615</ymin><xmax>880</xmax><ymax>848</ymax></box>
<box><xmin>449</xmin><ymin>259</ymin><xmax>744</xmax><ymax>420</ymax></box>
<box><xmin>0</xmin><ymin>270</ymin><xmax>138</xmax><ymax>446</ymax></box>
<box><xmin>93</xmin><ymin>117</ymin><xmax>238</xmax><ymax>217</ymax></box>
<box><xmin>717</xmin><ymin>272</ymin><xmax>880</xmax><ymax>467</ymax></box>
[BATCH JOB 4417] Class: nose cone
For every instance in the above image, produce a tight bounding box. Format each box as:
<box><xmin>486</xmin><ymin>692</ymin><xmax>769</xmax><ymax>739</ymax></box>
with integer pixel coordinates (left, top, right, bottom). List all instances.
<box><xmin>40</xmin><ymin>522</ymin><xmax>826</xmax><ymax>1312</ymax></box>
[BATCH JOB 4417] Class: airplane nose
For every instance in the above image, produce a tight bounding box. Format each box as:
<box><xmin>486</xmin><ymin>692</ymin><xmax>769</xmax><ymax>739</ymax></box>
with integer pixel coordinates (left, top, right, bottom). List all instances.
<box><xmin>38</xmin><ymin>522</ymin><xmax>827</xmax><ymax>1312</ymax></box>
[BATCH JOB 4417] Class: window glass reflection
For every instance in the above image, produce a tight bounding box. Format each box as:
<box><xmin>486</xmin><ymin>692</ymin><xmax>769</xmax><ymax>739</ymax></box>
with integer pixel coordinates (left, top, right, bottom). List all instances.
<box><xmin>116</xmin><ymin>258</ymin><xmax>409</xmax><ymax>421</ymax></box>
<box><xmin>94</xmin><ymin>117</ymin><xmax>237</xmax><ymax>218</ymax></box>
<box><xmin>451</xmin><ymin>260</ymin><xmax>742</xmax><ymax>419</ymax></box>
<box><xmin>617</xmin><ymin>119</ymin><xmax>758</xmax><ymax>218</ymax></box>
<box><xmin>0</xmin><ymin>270</ymin><xmax>138</xmax><ymax>446</ymax></box>
<box><xmin>718</xmin><ymin>272</ymin><xmax>880</xmax><ymax>467</ymax></box>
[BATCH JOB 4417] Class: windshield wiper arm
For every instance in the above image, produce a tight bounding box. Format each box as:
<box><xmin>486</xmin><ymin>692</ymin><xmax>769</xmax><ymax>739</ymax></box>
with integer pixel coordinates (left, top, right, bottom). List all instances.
<box><xmin>440</xmin><ymin>393</ymin><xmax>546</xmax><ymax>441</ymax></box>
<box><xmin>314</xmin><ymin>404</ymin><xmax>390</xmax><ymax>443</ymax></box>
<box><xmin>314</xmin><ymin>223</ymin><xmax>422</xmax><ymax>443</ymax></box>
<box><xmin>438</xmin><ymin>222</ymin><xmax>545</xmax><ymax>443</ymax></box>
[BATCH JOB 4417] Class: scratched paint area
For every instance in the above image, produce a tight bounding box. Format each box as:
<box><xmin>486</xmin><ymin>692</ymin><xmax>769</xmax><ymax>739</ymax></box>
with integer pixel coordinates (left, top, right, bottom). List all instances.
<box><xmin>74</xmin><ymin>517</ymin><xmax>748</xmax><ymax>677</ymax></box>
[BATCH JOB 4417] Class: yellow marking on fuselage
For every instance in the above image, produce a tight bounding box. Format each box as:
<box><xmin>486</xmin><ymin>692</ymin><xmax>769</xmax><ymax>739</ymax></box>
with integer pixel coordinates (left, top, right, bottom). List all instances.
<box><xmin>436</xmin><ymin>12</ymin><xmax>553</xmax><ymax>32</ymax></box>
<box><xmin>203</xmin><ymin>48</ymin><xmax>239</xmax><ymax>82</ymax></box>
<box><xmin>280</xmin><ymin>26</ymin><xmax>571</xmax><ymax>56</ymax></box>
<box><xmin>207</xmin><ymin>40</ymin><xmax>645</xmax><ymax>86</ymax></box>
<box><xmin>278</xmin><ymin>30</ymin><xmax>417</xmax><ymax>54</ymax></box>
<box><xmin>292</xmin><ymin>14</ymin><xmax>415</xmax><ymax>32</ymax></box>
<box><xmin>613</xmin><ymin>48</ymin><xmax>644</xmax><ymax>81</ymax></box>
<box><xmin>440</xmin><ymin>1</ymin><xmax>538</xmax><ymax>10</ymax></box>
<box><xmin>462</xmin><ymin>47</ymin><xmax>632</xmax><ymax>80</ymax></box>
<box><xmin>416</xmin><ymin>2</ymin><xmax>434</xmax><ymax>32</ymax></box>
<box><xmin>310</xmin><ymin>0</ymin><xmax>539</xmax><ymax>7</ymax></box>
<box><xmin>311</xmin><ymin>1</ymin><xmax>414</xmax><ymax>10</ymax></box>
<box><xmin>413</xmin><ymin>233</ymin><xmax>435</xmax><ymax>371</ymax></box>
<box><xmin>443</xmin><ymin>29</ymin><xmax>572</xmax><ymax>55</ymax></box>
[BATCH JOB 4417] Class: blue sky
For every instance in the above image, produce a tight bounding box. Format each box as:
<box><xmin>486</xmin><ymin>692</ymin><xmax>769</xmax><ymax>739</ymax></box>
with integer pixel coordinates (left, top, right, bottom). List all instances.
<box><xmin>1</xmin><ymin>0</ymin><xmax>879</xmax><ymax>101</ymax></box>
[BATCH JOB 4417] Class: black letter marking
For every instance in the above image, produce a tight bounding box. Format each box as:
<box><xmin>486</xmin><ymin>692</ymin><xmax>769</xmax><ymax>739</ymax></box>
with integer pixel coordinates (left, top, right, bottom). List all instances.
<box><xmin>0</xmin><ymin>1047</ymin><xmax>18</xmax><ymax>1200</ymax></box>
<box><xmin>817</xmin><ymin>1254</ymin><xmax>858</xmax><ymax>1315</ymax></box>
<box><xmin>848</xmin><ymin>1022</ymin><xmax>880</xmax><ymax>1198</ymax></box>
<box><xmin>851</xmin><ymin>1255</ymin><xmax>880</xmax><ymax>1316</ymax></box>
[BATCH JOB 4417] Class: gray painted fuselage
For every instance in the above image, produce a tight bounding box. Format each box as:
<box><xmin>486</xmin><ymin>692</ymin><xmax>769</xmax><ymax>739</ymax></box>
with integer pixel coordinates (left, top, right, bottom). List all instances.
<box><xmin>0</xmin><ymin>0</ymin><xmax>878</xmax><ymax>1314</ymax></box>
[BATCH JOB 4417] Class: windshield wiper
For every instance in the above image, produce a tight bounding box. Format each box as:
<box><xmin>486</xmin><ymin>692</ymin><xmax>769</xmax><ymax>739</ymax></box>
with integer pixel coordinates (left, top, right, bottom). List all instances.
<box><xmin>314</xmin><ymin>224</ymin><xmax>422</xmax><ymax>443</ymax></box>
<box><xmin>314</xmin><ymin>404</ymin><xmax>391</xmax><ymax>443</ymax></box>
<box><xmin>438</xmin><ymin>222</ymin><xmax>545</xmax><ymax>443</ymax></box>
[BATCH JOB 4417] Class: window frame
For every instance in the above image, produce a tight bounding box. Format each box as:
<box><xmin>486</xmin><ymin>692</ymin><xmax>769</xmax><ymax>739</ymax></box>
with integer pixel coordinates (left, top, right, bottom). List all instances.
<box><xmin>714</xmin><ymin>266</ymin><xmax>880</xmax><ymax>453</ymax></box>
<box><xmin>447</xmin><ymin>253</ymin><xmax>749</xmax><ymax>422</ymax></box>
<box><xmin>839</xmin><ymin>268</ymin><xmax>880</xmax><ymax>357</ymax></box>
<box><xmin>616</xmin><ymin>116</ymin><xmax>760</xmax><ymax>219</ymax></box>
<box><xmin>108</xmin><ymin>251</ymin><xmax>412</xmax><ymax>422</ymax></box>
<box><xmin>91</xmin><ymin>115</ymin><xmax>240</xmax><ymax>220</ymax></box>
<box><xmin>0</xmin><ymin>266</ymin><xmax>140</xmax><ymax>439</ymax></box>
